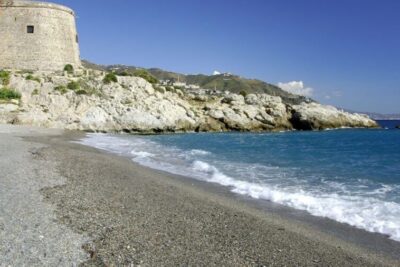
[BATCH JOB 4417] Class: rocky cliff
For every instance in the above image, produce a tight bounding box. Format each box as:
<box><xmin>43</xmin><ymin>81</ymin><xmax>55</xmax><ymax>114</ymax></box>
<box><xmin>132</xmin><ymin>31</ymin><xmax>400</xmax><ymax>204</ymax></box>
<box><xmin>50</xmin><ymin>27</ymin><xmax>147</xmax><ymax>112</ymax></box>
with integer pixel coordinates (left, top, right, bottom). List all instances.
<box><xmin>0</xmin><ymin>71</ymin><xmax>378</xmax><ymax>133</ymax></box>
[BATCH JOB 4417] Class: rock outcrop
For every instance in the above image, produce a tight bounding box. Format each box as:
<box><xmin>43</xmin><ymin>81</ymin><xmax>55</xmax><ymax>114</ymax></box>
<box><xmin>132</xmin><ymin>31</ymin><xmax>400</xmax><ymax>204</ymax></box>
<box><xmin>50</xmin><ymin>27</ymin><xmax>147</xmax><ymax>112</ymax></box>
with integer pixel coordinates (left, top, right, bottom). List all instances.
<box><xmin>289</xmin><ymin>102</ymin><xmax>377</xmax><ymax>130</ymax></box>
<box><xmin>0</xmin><ymin>71</ymin><xmax>378</xmax><ymax>133</ymax></box>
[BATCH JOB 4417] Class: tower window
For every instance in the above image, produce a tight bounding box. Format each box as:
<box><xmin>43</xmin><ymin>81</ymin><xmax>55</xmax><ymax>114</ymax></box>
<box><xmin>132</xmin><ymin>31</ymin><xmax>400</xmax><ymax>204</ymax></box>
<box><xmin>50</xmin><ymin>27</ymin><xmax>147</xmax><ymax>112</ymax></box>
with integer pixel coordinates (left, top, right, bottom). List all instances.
<box><xmin>27</xmin><ymin>25</ymin><xmax>34</xmax><ymax>33</ymax></box>
<box><xmin>76</xmin><ymin>34</ymin><xmax>79</xmax><ymax>43</ymax></box>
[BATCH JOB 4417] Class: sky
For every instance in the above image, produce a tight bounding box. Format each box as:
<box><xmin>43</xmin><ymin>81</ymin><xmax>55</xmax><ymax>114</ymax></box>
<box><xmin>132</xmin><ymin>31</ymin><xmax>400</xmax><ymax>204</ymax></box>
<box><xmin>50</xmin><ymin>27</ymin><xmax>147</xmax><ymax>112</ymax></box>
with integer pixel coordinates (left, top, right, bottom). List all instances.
<box><xmin>56</xmin><ymin>0</ymin><xmax>400</xmax><ymax>114</ymax></box>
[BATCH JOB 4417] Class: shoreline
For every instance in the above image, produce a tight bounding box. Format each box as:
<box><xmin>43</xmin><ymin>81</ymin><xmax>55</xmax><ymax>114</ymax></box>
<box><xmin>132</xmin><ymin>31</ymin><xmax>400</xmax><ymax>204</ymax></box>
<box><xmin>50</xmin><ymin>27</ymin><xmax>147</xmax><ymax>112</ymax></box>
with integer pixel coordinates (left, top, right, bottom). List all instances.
<box><xmin>118</xmin><ymin>160</ymin><xmax>400</xmax><ymax>261</ymax></box>
<box><xmin>1</xmin><ymin>125</ymin><xmax>399</xmax><ymax>266</ymax></box>
<box><xmin>76</xmin><ymin>131</ymin><xmax>400</xmax><ymax>260</ymax></box>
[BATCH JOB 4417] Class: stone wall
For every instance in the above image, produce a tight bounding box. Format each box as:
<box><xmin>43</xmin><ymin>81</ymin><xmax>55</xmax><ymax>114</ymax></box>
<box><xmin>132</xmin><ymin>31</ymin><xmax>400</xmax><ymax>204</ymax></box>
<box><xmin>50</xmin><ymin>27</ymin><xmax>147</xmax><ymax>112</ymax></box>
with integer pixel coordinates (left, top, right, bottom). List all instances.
<box><xmin>0</xmin><ymin>0</ymin><xmax>81</xmax><ymax>71</ymax></box>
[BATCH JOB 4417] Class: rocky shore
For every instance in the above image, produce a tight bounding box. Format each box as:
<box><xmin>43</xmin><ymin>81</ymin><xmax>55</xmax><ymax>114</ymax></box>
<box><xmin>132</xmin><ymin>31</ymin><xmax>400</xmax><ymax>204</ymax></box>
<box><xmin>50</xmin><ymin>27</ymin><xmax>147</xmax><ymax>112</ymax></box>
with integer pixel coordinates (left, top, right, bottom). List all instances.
<box><xmin>0</xmin><ymin>70</ymin><xmax>378</xmax><ymax>133</ymax></box>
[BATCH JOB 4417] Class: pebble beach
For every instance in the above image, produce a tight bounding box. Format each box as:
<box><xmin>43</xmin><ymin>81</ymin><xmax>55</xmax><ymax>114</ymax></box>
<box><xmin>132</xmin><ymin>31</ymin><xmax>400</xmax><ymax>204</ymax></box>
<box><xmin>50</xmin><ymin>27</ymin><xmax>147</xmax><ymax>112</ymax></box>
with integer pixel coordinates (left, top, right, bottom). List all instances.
<box><xmin>0</xmin><ymin>124</ymin><xmax>399</xmax><ymax>266</ymax></box>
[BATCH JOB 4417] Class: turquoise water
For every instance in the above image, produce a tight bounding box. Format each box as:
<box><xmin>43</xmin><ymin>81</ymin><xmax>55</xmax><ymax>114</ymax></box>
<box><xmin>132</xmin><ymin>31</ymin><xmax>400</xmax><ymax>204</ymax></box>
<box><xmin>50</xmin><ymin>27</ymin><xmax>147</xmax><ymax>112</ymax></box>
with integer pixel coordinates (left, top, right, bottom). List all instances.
<box><xmin>80</xmin><ymin>122</ymin><xmax>400</xmax><ymax>241</ymax></box>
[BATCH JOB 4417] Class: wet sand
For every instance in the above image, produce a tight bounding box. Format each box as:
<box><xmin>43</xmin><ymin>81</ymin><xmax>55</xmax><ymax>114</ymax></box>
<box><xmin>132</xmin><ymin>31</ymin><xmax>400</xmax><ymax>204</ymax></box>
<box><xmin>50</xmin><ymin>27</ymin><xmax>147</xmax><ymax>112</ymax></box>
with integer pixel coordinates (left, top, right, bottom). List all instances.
<box><xmin>1</xmin><ymin>125</ymin><xmax>400</xmax><ymax>266</ymax></box>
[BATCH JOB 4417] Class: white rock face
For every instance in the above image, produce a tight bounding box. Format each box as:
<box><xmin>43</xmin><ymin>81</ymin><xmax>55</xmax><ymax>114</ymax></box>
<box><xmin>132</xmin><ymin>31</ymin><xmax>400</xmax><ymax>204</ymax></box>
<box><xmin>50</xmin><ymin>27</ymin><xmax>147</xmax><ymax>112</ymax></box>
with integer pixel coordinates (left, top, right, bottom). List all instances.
<box><xmin>0</xmin><ymin>103</ymin><xmax>18</xmax><ymax>113</ymax></box>
<box><xmin>290</xmin><ymin>102</ymin><xmax>378</xmax><ymax>130</ymax></box>
<box><xmin>0</xmin><ymin>72</ymin><xmax>378</xmax><ymax>132</ymax></box>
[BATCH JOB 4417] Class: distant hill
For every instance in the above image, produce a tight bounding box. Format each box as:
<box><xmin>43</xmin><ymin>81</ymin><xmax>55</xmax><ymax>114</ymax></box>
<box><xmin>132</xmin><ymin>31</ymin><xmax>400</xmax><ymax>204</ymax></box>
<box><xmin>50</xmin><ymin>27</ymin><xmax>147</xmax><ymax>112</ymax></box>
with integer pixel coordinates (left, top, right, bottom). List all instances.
<box><xmin>82</xmin><ymin>60</ymin><xmax>310</xmax><ymax>105</ymax></box>
<box><xmin>360</xmin><ymin>112</ymin><xmax>400</xmax><ymax>120</ymax></box>
<box><xmin>342</xmin><ymin>108</ymin><xmax>400</xmax><ymax>120</ymax></box>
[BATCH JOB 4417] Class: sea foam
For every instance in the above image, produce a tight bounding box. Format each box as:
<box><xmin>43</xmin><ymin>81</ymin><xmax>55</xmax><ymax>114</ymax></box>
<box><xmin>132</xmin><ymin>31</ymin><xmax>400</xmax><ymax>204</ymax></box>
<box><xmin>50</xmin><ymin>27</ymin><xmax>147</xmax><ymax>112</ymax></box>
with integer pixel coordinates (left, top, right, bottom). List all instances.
<box><xmin>78</xmin><ymin>133</ymin><xmax>400</xmax><ymax>242</ymax></box>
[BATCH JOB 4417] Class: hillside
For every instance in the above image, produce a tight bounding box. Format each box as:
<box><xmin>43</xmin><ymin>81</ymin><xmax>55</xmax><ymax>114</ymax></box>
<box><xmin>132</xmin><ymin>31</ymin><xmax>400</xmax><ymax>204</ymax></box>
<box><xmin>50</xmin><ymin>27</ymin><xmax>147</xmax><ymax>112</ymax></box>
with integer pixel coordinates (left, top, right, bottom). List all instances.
<box><xmin>358</xmin><ymin>112</ymin><xmax>400</xmax><ymax>120</ymax></box>
<box><xmin>82</xmin><ymin>60</ymin><xmax>310</xmax><ymax>105</ymax></box>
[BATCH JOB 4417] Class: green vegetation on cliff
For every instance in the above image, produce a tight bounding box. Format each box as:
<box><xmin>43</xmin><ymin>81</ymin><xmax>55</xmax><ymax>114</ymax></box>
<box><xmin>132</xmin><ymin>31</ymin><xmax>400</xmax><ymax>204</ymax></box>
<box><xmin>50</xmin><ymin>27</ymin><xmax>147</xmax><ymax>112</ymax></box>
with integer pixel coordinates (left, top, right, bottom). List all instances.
<box><xmin>54</xmin><ymin>85</ymin><xmax>68</xmax><ymax>94</ymax></box>
<box><xmin>81</xmin><ymin>60</ymin><xmax>309</xmax><ymax>105</ymax></box>
<box><xmin>67</xmin><ymin>81</ymin><xmax>80</xmax><ymax>90</ymax></box>
<box><xmin>0</xmin><ymin>71</ymin><xmax>10</xmax><ymax>86</ymax></box>
<box><xmin>0</xmin><ymin>88</ymin><xmax>21</xmax><ymax>100</ymax></box>
<box><xmin>64</xmin><ymin>64</ymin><xmax>74</xmax><ymax>74</ymax></box>
<box><xmin>25</xmin><ymin>74</ymin><xmax>41</xmax><ymax>83</ymax></box>
<box><xmin>132</xmin><ymin>69</ymin><xmax>158</xmax><ymax>84</ymax></box>
<box><xmin>103</xmin><ymin>73</ymin><xmax>118</xmax><ymax>84</ymax></box>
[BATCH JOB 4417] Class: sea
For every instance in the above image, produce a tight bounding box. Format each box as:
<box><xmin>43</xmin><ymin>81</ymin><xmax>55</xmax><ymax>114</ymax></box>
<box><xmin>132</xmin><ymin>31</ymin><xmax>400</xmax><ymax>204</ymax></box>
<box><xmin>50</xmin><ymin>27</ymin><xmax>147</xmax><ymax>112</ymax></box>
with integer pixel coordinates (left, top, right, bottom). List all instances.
<box><xmin>79</xmin><ymin>120</ymin><xmax>400</xmax><ymax>242</ymax></box>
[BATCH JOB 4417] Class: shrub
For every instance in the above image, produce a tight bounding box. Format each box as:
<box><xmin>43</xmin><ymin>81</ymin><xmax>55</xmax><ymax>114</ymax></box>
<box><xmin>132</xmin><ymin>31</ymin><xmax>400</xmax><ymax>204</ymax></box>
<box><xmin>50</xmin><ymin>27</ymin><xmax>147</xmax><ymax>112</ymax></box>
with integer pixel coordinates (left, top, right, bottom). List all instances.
<box><xmin>116</xmin><ymin>71</ymin><xmax>131</xmax><ymax>77</ymax></box>
<box><xmin>31</xmin><ymin>89</ymin><xmax>39</xmax><ymax>96</ymax></box>
<box><xmin>54</xmin><ymin>85</ymin><xmax>67</xmax><ymax>94</ymax></box>
<box><xmin>0</xmin><ymin>88</ymin><xmax>21</xmax><ymax>100</ymax></box>
<box><xmin>76</xmin><ymin>89</ymin><xmax>87</xmax><ymax>95</ymax></box>
<box><xmin>64</xmin><ymin>64</ymin><xmax>74</xmax><ymax>74</ymax></box>
<box><xmin>103</xmin><ymin>73</ymin><xmax>118</xmax><ymax>84</ymax></box>
<box><xmin>67</xmin><ymin>81</ymin><xmax>80</xmax><ymax>90</ymax></box>
<box><xmin>0</xmin><ymin>70</ymin><xmax>10</xmax><ymax>86</ymax></box>
<box><xmin>133</xmin><ymin>69</ymin><xmax>158</xmax><ymax>84</ymax></box>
<box><xmin>239</xmin><ymin>90</ymin><xmax>248</xmax><ymax>97</ymax></box>
<box><xmin>26</xmin><ymin>74</ymin><xmax>41</xmax><ymax>83</ymax></box>
<box><xmin>78</xmin><ymin>80</ymin><xmax>99</xmax><ymax>95</ymax></box>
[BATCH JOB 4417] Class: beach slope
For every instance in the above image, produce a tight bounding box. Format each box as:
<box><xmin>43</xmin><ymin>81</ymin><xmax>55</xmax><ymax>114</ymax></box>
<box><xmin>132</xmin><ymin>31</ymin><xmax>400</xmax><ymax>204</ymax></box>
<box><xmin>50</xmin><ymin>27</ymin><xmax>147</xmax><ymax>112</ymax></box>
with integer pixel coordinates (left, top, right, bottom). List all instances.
<box><xmin>0</xmin><ymin>125</ymin><xmax>398</xmax><ymax>266</ymax></box>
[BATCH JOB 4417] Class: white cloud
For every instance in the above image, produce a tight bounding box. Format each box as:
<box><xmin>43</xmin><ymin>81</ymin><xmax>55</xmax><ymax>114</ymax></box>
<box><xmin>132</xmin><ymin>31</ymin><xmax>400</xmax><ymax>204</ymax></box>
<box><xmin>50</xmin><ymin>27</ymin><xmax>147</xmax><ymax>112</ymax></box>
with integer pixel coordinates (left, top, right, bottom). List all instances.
<box><xmin>324</xmin><ymin>90</ymin><xmax>342</xmax><ymax>100</ymax></box>
<box><xmin>278</xmin><ymin>81</ymin><xmax>314</xmax><ymax>97</ymax></box>
<box><xmin>213</xmin><ymin>70</ymin><xmax>221</xmax><ymax>75</ymax></box>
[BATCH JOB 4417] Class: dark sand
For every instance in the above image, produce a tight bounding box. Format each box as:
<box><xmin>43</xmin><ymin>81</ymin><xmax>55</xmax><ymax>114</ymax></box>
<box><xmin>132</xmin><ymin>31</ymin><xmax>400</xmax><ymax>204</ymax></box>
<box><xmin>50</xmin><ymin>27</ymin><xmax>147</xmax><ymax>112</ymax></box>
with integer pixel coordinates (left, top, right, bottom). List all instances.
<box><xmin>17</xmin><ymin>129</ymin><xmax>400</xmax><ymax>266</ymax></box>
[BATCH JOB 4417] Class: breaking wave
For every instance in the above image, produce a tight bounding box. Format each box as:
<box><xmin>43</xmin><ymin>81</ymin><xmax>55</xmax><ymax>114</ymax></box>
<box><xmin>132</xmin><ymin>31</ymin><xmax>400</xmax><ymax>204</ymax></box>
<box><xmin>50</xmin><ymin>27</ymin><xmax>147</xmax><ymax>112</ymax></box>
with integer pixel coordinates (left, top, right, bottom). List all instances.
<box><xmin>79</xmin><ymin>133</ymin><xmax>400</xmax><ymax>242</ymax></box>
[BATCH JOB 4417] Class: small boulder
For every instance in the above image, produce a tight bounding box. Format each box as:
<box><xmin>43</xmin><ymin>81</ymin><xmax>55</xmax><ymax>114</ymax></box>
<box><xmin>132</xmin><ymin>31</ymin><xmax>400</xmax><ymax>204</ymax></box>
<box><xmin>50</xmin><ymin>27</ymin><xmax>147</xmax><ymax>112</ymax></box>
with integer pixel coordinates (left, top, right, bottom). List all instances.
<box><xmin>222</xmin><ymin>94</ymin><xmax>244</xmax><ymax>104</ymax></box>
<box><xmin>208</xmin><ymin>109</ymin><xmax>224</xmax><ymax>120</ymax></box>
<box><xmin>245</xmin><ymin>94</ymin><xmax>259</xmax><ymax>105</ymax></box>
<box><xmin>0</xmin><ymin>103</ymin><xmax>19</xmax><ymax>113</ymax></box>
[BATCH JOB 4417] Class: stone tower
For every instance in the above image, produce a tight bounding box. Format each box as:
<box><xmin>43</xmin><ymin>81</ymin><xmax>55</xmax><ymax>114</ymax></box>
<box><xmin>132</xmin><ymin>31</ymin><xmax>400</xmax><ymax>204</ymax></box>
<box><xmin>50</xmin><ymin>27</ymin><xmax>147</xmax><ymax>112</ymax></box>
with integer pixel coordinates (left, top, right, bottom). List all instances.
<box><xmin>0</xmin><ymin>0</ymin><xmax>81</xmax><ymax>71</ymax></box>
